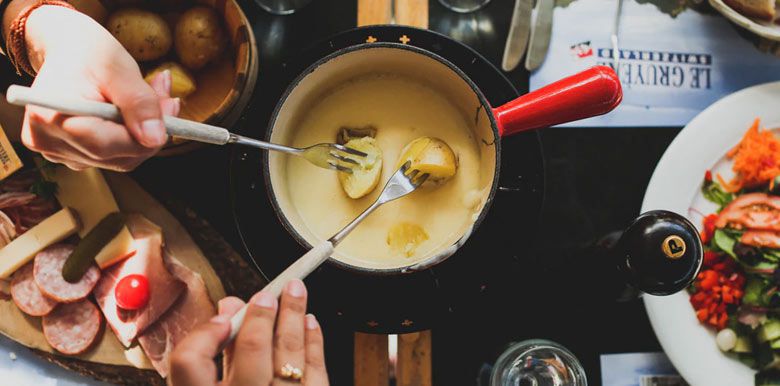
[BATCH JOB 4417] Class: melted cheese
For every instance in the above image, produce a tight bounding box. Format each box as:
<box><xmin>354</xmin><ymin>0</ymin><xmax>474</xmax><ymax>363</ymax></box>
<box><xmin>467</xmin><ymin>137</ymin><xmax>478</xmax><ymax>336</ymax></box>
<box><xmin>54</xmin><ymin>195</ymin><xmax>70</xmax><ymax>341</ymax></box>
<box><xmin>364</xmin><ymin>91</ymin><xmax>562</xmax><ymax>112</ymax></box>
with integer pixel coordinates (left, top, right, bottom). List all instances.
<box><xmin>285</xmin><ymin>75</ymin><xmax>484</xmax><ymax>269</ymax></box>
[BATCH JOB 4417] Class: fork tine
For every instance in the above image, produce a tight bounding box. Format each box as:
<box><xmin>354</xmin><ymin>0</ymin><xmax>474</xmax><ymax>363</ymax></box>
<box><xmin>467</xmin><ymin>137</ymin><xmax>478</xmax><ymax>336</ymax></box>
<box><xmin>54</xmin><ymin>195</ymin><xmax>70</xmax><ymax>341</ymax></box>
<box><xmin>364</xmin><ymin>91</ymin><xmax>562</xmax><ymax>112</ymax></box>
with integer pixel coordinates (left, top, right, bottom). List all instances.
<box><xmin>414</xmin><ymin>173</ymin><xmax>430</xmax><ymax>187</ymax></box>
<box><xmin>407</xmin><ymin>169</ymin><xmax>419</xmax><ymax>179</ymax></box>
<box><xmin>333</xmin><ymin>144</ymin><xmax>368</xmax><ymax>158</ymax></box>
<box><xmin>400</xmin><ymin>161</ymin><xmax>411</xmax><ymax>173</ymax></box>
<box><xmin>328</xmin><ymin>161</ymin><xmax>353</xmax><ymax>174</ymax></box>
<box><xmin>329</xmin><ymin>152</ymin><xmax>359</xmax><ymax>165</ymax></box>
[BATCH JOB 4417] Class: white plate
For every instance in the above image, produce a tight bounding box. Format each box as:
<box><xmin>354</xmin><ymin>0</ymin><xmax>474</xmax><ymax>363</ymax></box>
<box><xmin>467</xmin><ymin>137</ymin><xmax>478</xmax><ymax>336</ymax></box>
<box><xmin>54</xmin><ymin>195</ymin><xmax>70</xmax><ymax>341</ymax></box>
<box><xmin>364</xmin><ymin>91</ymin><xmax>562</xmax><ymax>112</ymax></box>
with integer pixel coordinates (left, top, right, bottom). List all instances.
<box><xmin>642</xmin><ymin>81</ymin><xmax>780</xmax><ymax>386</ymax></box>
<box><xmin>709</xmin><ymin>0</ymin><xmax>780</xmax><ymax>41</ymax></box>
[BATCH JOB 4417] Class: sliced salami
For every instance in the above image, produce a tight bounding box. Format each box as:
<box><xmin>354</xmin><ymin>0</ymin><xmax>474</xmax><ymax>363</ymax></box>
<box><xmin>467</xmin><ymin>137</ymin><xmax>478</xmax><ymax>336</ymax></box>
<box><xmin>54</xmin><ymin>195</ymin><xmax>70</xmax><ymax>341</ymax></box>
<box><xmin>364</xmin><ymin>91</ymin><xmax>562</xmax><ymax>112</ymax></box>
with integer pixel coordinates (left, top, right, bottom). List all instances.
<box><xmin>10</xmin><ymin>263</ymin><xmax>58</xmax><ymax>316</ymax></box>
<box><xmin>34</xmin><ymin>244</ymin><xmax>100</xmax><ymax>303</ymax></box>
<box><xmin>42</xmin><ymin>299</ymin><xmax>101</xmax><ymax>355</ymax></box>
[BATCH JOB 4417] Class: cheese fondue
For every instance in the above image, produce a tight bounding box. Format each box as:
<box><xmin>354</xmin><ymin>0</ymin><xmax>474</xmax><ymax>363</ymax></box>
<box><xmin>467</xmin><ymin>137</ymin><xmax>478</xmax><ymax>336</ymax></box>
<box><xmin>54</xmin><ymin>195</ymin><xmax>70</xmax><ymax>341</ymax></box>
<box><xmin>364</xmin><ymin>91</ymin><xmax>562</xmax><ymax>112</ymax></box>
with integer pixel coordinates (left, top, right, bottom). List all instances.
<box><xmin>285</xmin><ymin>74</ymin><xmax>487</xmax><ymax>269</ymax></box>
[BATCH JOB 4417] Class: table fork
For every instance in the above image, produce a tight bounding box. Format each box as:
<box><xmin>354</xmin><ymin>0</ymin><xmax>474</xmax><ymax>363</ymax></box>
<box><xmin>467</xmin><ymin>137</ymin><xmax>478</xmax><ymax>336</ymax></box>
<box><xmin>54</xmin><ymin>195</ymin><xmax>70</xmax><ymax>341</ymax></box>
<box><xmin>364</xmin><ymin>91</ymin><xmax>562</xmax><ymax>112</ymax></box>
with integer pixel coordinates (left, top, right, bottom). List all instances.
<box><xmin>5</xmin><ymin>85</ymin><xmax>366</xmax><ymax>173</ymax></box>
<box><xmin>226</xmin><ymin>161</ymin><xmax>429</xmax><ymax>342</ymax></box>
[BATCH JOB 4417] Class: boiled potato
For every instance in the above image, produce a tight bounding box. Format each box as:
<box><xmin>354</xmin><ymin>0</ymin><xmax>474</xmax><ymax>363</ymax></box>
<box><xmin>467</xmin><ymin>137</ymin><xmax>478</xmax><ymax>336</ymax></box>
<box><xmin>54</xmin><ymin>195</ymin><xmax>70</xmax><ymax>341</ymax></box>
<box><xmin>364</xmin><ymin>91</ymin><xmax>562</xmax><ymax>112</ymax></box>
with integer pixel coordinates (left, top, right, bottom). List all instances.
<box><xmin>174</xmin><ymin>6</ymin><xmax>226</xmax><ymax>70</ymax></box>
<box><xmin>107</xmin><ymin>9</ymin><xmax>172</xmax><ymax>62</ymax></box>
<box><xmin>68</xmin><ymin>0</ymin><xmax>108</xmax><ymax>24</ymax></box>
<box><xmin>338</xmin><ymin>137</ymin><xmax>383</xmax><ymax>199</ymax></box>
<box><xmin>396</xmin><ymin>137</ymin><xmax>457</xmax><ymax>184</ymax></box>
<box><xmin>387</xmin><ymin>222</ymin><xmax>429</xmax><ymax>257</ymax></box>
<box><xmin>145</xmin><ymin>62</ymin><xmax>197</xmax><ymax>98</ymax></box>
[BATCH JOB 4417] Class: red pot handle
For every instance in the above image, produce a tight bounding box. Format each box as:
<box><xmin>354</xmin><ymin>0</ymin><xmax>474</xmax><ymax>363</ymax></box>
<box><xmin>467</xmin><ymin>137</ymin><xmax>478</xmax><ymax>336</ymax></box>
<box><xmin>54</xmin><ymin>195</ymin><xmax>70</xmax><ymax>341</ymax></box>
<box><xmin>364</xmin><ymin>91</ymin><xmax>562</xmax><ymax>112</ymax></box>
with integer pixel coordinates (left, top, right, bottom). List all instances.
<box><xmin>493</xmin><ymin>66</ymin><xmax>622</xmax><ymax>137</ymax></box>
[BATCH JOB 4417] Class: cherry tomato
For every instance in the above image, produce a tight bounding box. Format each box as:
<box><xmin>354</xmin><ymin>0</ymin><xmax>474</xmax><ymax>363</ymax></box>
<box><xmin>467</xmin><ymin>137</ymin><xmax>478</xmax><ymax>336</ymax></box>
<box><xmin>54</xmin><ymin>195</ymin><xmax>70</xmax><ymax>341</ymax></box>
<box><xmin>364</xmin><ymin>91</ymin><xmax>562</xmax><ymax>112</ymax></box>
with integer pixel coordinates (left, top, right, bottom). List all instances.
<box><xmin>115</xmin><ymin>274</ymin><xmax>150</xmax><ymax>311</ymax></box>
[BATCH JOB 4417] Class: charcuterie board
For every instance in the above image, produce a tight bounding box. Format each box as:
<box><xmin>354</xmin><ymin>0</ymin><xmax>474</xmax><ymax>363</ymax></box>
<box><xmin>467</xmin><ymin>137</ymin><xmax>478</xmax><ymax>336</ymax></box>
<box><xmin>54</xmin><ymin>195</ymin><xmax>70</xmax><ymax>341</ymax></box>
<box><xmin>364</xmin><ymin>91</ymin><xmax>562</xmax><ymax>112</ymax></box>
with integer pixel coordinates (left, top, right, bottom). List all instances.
<box><xmin>0</xmin><ymin>170</ymin><xmax>261</xmax><ymax>385</ymax></box>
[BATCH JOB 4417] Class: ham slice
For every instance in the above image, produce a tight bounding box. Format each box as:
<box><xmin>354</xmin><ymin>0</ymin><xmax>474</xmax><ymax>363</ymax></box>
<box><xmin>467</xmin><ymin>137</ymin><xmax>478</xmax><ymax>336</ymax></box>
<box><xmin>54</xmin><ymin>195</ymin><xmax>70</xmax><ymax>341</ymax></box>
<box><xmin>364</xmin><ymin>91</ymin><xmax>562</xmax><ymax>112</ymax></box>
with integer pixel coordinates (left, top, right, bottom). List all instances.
<box><xmin>138</xmin><ymin>252</ymin><xmax>216</xmax><ymax>377</ymax></box>
<box><xmin>716</xmin><ymin>193</ymin><xmax>780</xmax><ymax>231</ymax></box>
<box><xmin>94</xmin><ymin>214</ymin><xmax>186</xmax><ymax>347</ymax></box>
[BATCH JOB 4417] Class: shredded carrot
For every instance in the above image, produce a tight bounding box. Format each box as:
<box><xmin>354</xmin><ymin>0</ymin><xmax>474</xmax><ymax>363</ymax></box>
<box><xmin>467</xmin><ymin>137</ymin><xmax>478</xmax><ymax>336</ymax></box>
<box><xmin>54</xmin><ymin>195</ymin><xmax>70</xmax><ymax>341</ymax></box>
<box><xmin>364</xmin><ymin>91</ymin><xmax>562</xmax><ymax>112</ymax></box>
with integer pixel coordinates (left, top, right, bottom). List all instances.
<box><xmin>725</xmin><ymin>118</ymin><xmax>780</xmax><ymax>191</ymax></box>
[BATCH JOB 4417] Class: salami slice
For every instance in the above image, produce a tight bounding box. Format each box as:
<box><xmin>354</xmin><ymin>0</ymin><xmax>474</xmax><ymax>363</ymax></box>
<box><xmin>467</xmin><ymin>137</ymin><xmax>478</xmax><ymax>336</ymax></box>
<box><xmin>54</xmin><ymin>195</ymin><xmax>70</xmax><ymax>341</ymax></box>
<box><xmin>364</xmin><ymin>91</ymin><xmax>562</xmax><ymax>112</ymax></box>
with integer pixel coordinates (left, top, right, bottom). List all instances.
<box><xmin>42</xmin><ymin>300</ymin><xmax>101</xmax><ymax>355</ymax></box>
<box><xmin>10</xmin><ymin>263</ymin><xmax>58</xmax><ymax>316</ymax></box>
<box><xmin>34</xmin><ymin>244</ymin><xmax>100</xmax><ymax>303</ymax></box>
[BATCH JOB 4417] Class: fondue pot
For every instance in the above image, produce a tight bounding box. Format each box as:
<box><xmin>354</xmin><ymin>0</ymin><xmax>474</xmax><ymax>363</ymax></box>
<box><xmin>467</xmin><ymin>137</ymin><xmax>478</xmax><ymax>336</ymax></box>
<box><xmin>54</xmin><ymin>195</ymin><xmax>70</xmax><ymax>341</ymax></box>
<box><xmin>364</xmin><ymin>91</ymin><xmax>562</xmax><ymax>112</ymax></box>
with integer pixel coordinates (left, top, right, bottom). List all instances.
<box><xmin>262</xmin><ymin>46</ymin><xmax>620</xmax><ymax>274</ymax></box>
<box><xmin>231</xmin><ymin>25</ymin><xmax>618</xmax><ymax>332</ymax></box>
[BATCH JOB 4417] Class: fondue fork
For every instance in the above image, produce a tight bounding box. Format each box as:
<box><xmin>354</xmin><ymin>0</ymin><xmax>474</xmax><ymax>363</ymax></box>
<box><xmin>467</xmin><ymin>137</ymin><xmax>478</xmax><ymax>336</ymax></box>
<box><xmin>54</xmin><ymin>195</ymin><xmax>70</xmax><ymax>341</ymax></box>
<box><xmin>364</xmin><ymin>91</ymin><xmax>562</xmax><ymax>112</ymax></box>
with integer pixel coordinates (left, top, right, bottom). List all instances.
<box><xmin>226</xmin><ymin>162</ymin><xmax>429</xmax><ymax>343</ymax></box>
<box><xmin>5</xmin><ymin>85</ymin><xmax>367</xmax><ymax>173</ymax></box>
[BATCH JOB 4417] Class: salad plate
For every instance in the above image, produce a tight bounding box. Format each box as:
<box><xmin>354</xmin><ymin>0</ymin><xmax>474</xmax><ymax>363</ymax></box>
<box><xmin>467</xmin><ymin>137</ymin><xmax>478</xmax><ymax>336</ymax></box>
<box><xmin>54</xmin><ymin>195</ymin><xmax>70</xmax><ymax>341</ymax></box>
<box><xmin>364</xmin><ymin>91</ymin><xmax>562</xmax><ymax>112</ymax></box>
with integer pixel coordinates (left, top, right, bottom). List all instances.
<box><xmin>643</xmin><ymin>81</ymin><xmax>780</xmax><ymax>386</ymax></box>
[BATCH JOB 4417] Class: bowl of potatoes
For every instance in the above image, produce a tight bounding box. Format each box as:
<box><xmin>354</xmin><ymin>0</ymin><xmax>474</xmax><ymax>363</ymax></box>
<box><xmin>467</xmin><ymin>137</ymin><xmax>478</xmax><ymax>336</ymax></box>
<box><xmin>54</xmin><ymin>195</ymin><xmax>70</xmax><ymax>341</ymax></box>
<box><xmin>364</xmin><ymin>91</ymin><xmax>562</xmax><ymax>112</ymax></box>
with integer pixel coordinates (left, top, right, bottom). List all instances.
<box><xmin>70</xmin><ymin>0</ymin><xmax>258</xmax><ymax>154</ymax></box>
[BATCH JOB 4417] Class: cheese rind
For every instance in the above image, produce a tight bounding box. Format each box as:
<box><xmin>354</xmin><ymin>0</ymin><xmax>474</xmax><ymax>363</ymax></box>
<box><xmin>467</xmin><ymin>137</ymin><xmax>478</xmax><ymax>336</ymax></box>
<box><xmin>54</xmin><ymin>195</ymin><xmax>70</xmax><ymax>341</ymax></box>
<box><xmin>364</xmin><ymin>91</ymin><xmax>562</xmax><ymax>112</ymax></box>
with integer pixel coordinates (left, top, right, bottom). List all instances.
<box><xmin>0</xmin><ymin>208</ymin><xmax>80</xmax><ymax>279</ymax></box>
<box><xmin>40</xmin><ymin>166</ymin><xmax>134</xmax><ymax>268</ymax></box>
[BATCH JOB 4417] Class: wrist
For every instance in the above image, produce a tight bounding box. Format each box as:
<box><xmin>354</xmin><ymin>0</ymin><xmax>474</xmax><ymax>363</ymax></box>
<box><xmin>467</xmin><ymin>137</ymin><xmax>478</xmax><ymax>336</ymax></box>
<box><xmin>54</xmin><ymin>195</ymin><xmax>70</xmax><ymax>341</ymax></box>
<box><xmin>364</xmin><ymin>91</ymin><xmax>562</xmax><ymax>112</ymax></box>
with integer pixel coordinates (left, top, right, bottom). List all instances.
<box><xmin>25</xmin><ymin>5</ymin><xmax>88</xmax><ymax>69</ymax></box>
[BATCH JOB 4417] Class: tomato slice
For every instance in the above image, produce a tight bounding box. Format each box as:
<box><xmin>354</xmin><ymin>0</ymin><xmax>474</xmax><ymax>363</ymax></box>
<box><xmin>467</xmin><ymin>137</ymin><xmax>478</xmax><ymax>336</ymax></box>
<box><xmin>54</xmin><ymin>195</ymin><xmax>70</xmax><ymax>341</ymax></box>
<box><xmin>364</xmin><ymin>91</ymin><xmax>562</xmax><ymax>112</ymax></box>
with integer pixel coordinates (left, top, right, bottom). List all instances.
<box><xmin>115</xmin><ymin>274</ymin><xmax>150</xmax><ymax>311</ymax></box>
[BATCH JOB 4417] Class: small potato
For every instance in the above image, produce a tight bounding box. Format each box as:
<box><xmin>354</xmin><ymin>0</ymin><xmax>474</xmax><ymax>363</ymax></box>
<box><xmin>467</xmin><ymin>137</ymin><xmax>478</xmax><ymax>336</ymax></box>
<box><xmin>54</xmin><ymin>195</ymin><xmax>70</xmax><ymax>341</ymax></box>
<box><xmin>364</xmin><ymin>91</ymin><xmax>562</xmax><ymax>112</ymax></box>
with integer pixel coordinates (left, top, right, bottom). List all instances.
<box><xmin>68</xmin><ymin>0</ymin><xmax>108</xmax><ymax>24</ymax></box>
<box><xmin>338</xmin><ymin>137</ymin><xmax>383</xmax><ymax>199</ymax></box>
<box><xmin>107</xmin><ymin>8</ymin><xmax>172</xmax><ymax>62</ymax></box>
<box><xmin>145</xmin><ymin>62</ymin><xmax>197</xmax><ymax>98</ymax></box>
<box><xmin>396</xmin><ymin>137</ymin><xmax>458</xmax><ymax>184</ymax></box>
<box><xmin>174</xmin><ymin>6</ymin><xmax>226</xmax><ymax>70</ymax></box>
<box><xmin>387</xmin><ymin>222</ymin><xmax>428</xmax><ymax>257</ymax></box>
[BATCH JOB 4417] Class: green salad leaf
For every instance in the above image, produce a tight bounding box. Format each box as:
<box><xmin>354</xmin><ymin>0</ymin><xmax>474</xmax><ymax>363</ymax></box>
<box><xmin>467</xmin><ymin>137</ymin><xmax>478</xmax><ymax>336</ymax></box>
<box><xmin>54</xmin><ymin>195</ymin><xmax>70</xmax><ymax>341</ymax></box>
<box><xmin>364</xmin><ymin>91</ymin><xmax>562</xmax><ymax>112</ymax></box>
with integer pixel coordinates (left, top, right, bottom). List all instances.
<box><xmin>702</xmin><ymin>179</ymin><xmax>735</xmax><ymax>209</ymax></box>
<box><xmin>744</xmin><ymin>278</ymin><xmax>768</xmax><ymax>306</ymax></box>
<box><xmin>714</xmin><ymin>229</ymin><xmax>738</xmax><ymax>258</ymax></box>
<box><xmin>765</xmin><ymin>249</ymin><xmax>780</xmax><ymax>263</ymax></box>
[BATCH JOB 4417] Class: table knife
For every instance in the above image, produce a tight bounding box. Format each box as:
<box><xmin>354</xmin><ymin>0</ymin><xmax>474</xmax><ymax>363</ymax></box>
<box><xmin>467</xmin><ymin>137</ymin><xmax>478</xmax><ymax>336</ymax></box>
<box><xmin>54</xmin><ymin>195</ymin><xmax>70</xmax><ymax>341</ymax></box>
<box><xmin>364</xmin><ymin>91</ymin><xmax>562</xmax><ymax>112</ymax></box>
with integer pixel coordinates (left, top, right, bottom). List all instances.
<box><xmin>501</xmin><ymin>0</ymin><xmax>533</xmax><ymax>72</ymax></box>
<box><xmin>525</xmin><ymin>0</ymin><xmax>554</xmax><ymax>71</ymax></box>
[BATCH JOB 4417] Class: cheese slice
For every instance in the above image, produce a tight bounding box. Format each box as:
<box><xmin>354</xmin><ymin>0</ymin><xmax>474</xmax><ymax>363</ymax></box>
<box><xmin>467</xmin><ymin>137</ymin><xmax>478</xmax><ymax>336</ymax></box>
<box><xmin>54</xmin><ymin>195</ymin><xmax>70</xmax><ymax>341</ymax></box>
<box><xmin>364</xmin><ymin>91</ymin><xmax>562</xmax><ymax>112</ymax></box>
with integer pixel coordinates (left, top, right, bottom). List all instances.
<box><xmin>0</xmin><ymin>208</ymin><xmax>80</xmax><ymax>279</ymax></box>
<box><xmin>40</xmin><ymin>166</ymin><xmax>134</xmax><ymax>268</ymax></box>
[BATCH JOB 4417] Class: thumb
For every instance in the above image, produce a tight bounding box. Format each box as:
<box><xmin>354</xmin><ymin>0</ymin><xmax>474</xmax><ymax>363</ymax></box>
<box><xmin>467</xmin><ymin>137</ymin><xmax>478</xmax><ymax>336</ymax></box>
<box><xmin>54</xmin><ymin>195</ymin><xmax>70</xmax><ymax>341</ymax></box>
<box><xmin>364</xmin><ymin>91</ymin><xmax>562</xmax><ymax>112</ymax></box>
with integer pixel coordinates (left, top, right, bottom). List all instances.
<box><xmin>103</xmin><ymin>71</ymin><xmax>168</xmax><ymax>148</ymax></box>
<box><xmin>169</xmin><ymin>314</ymin><xmax>231</xmax><ymax>386</ymax></box>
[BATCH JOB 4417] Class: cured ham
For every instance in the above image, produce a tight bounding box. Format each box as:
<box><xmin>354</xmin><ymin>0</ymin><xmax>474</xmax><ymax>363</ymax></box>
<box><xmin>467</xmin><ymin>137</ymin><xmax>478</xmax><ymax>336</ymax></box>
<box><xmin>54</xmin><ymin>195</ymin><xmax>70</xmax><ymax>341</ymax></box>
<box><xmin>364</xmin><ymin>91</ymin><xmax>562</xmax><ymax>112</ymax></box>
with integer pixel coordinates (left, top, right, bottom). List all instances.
<box><xmin>138</xmin><ymin>253</ymin><xmax>216</xmax><ymax>377</ymax></box>
<box><xmin>716</xmin><ymin>193</ymin><xmax>780</xmax><ymax>231</ymax></box>
<box><xmin>94</xmin><ymin>214</ymin><xmax>185</xmax><ymax>347</ymax></box>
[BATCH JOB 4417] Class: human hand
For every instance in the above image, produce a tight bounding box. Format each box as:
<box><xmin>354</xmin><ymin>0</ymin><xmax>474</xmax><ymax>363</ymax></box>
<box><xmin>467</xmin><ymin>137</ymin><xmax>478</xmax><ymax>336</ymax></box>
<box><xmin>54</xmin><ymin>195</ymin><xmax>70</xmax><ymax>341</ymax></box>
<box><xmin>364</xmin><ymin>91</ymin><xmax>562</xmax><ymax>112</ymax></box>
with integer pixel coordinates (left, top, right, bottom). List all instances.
<box><xmin>170</xmin><ymin>279</ymin><xmax>330</xmax><ymax>386</ymax></box>
<box><xmin>20</xmin><ymin>5</ymin><xmax>178</xmax><ymax>171</ymax></box>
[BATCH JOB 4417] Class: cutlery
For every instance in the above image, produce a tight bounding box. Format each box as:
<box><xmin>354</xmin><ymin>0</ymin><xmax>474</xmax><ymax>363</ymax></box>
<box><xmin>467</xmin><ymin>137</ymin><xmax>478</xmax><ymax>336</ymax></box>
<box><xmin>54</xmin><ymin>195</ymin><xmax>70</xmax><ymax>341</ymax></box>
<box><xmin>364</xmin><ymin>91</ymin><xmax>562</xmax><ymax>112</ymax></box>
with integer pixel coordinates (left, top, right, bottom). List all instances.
<box><xmin>501</xmin><ymin>0</ymin><xmax>533</xmax><ymax>72</ymax></box>
<box><xmin>227</xmin><ymin>161</ymin><xmax>429</xmax><ymax>342</ymax></box>
<box><xmin>611</xmin><ymin>0</ymin><xmax>624</xmax><ymax>76</ymax></box>
<box><xmin>524</xmin><ymin>0</ymin><xmax>554</xmax><ymax>71</ymax></box>
<box><xmin>5</xmin><ymin>85</ymin><xmax>367</xmax><ymax>173</ymax></box>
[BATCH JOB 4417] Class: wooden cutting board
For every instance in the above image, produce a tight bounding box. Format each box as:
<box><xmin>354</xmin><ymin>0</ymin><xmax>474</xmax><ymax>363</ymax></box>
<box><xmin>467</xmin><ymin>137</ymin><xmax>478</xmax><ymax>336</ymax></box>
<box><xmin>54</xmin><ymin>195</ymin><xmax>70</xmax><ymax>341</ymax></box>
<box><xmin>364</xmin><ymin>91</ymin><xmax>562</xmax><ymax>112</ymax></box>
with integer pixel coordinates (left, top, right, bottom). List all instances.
<box><xmin>0</xmin><ymin>172</ymin><xmax>259</xmax><ymax>385</ymax></box>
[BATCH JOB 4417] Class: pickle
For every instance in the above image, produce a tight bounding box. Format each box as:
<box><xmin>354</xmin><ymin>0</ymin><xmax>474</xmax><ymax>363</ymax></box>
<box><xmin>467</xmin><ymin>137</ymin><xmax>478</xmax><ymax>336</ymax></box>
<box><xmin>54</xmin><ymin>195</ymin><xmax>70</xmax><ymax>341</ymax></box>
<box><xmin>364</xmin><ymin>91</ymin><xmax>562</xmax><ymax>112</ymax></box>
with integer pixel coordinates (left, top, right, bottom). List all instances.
<box><xmin>63</xmin><ymin>212</ymin><xmax>126</xmax><ymax>283</ymax></box>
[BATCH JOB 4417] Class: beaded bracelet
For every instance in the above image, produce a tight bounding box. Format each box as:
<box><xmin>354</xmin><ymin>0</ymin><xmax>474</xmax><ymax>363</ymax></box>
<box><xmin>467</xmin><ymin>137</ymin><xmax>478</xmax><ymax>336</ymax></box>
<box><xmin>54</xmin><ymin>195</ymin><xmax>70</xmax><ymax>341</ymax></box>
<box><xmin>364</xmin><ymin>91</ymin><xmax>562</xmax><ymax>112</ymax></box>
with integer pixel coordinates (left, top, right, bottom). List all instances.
<box><xmin>8</xmin><ymin>0</ymin><xmax>73</xmax><ymax>76</ymax></box>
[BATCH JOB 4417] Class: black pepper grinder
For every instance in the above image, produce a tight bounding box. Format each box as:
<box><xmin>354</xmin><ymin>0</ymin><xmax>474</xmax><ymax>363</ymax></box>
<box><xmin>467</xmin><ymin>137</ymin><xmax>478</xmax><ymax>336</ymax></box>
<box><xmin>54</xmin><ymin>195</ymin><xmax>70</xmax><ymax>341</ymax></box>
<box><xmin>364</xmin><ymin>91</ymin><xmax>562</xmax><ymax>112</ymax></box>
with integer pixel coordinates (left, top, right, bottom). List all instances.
<box><xmin>592</xmin><ymin>210</ymin><xmax>703</xmax><ymax>301</ymax></box>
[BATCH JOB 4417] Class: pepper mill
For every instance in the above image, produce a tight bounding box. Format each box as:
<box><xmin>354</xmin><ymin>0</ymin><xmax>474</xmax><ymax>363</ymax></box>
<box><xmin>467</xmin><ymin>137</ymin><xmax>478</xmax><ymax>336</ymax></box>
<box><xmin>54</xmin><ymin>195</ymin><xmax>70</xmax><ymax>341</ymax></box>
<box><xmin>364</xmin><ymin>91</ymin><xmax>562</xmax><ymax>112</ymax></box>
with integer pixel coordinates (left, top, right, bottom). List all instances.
<box><xmin>592</xmin><ymin>210</ymin><xmax>703</xmax><ymax>301</ymax></box>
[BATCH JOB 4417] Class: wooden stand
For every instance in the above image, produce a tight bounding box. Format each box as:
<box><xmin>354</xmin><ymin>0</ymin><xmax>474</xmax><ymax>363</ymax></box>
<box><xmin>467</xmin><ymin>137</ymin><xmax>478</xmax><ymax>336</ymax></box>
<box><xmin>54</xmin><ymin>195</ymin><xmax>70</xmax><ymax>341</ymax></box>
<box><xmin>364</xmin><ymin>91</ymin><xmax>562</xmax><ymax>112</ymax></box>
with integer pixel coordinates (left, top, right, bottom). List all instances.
<box><xmin>353</xmin><ymin>1</ymin><xmax>432</xmax><ymax>384</ymax></box>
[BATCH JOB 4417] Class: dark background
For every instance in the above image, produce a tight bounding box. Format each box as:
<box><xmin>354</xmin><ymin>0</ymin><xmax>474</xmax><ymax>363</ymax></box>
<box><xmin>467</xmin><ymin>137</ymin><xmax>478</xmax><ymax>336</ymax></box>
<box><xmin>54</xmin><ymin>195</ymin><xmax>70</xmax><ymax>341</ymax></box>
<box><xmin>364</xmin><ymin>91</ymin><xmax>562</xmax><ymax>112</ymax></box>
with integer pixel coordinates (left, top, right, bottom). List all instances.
<box><xmin>3</xmin><ymin>0</ymin><xmax>687</xmax><ymax>384</ymax></box>
<box><xmin>134</xmin><ymin>0</ymin><xmax>680</xmax><ymax>385</ymax></box>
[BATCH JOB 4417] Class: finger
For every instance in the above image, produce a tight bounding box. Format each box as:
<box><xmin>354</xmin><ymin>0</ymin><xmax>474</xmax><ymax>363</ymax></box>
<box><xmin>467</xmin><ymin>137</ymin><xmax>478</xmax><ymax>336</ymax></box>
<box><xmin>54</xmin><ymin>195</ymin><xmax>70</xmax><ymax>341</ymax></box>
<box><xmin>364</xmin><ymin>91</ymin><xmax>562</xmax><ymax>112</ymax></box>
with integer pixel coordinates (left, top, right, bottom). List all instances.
<box><xmin>40</xmin><ymin>153</ymin><xmax>89</xmax><ymax>171</ymax></box>
<box><xmin>273</xmin><ymin>279</ymin><xmax>308</xmax><ymax>385</ymax></box>
<box><xmin>169</xmin><ymin>314</ymin><xmax>232</xmax><ymax>386</ymax></box>
<box><xmin>304</xmin><ymin>315</ymin><xmax>329</xmax><ymax>386</ymax></box>
<box><xmin>60</xmin><ymin>116</ymin><xmax>155</xmax><ymax>159</ymax></box>
<box><xmin>227</xmin><ymin>291</ymin><xmax>277</xmax><ymax>386</ymax></box>
<box><xmin>150</xmin><ymin>69</ymin><xmax>171</xmax><ymax>98</ymax></box>
<box><xmin>102</xmin><ymin>64</ymin><xmax>168</xmax><ymax>148</ymax></box>
<box><xmin>23</xmin><ymin>112</ymin><xmax>94</xmax><ymax>165</ymax></box>
<box><xmin>217</xmin><ymin>296</ymin><xmax>245</xmax><ymax>377</ymax></box>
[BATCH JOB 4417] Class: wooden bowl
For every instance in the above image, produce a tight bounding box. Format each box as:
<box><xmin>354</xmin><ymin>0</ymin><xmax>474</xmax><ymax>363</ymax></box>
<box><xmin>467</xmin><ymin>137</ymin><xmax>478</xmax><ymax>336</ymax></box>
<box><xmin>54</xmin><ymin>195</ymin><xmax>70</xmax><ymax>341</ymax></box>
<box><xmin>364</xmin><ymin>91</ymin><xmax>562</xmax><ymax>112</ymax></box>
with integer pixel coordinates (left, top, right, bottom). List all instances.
<box><xmin>72</xmin><ymin>0</ymin><xmax>259</xmax><ymax>155</ymax></box>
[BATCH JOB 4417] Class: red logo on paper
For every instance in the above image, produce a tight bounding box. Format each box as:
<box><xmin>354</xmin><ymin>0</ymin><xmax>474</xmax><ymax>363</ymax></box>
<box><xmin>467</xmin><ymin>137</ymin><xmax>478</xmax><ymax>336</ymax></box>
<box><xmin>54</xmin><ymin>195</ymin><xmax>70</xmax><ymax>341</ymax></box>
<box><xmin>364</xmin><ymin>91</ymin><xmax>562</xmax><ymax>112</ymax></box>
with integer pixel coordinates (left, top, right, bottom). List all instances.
<box><xmin>570</xmin><ymin>41</ymin><xmax>593</xmax><ymax>58</ymax></box>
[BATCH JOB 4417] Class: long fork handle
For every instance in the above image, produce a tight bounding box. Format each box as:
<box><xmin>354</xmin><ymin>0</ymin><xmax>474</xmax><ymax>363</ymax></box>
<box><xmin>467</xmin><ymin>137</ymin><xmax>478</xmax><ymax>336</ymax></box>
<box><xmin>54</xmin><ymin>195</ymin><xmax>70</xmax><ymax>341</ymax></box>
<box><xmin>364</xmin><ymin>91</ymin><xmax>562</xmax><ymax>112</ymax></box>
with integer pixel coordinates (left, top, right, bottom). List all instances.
<box><xmin>227</xmin><ymin>241</ymin><xmax>334</xmax><ymax>343</ymax></box>
<box><xmin>6</xmin><ymin>85</ymin><xmax>232</xmax><ymax>145</ymax></box>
